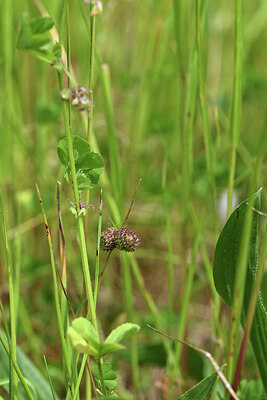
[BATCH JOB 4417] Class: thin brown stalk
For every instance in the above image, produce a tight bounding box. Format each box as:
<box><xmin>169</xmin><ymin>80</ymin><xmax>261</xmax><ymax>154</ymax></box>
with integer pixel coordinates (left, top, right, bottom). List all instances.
<box><xmin>97</xmin><ymin>250</ymin><xmax>113</xmax><ymax>291</ymax></box>
<box><xmin>147</xmin><ymin>325</ymin><xmax>240</xmax><ymax>400</ymax></box>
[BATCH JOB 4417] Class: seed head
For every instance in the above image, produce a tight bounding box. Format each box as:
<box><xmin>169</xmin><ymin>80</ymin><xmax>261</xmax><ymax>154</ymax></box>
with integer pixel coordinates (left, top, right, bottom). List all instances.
<box><xmin>100</xmin><ymin>227</ymin><xmax>116</xmax><ymax>251</ymax></box>
<box><xmin>114</xmin><ymin>228</ymin><xmax>140</xmax><ymax>252</ymax></box>
<box><xmin>60</xmin><ymin>86</ymin><xmax>93</xmax><ymax>112</ymax></box>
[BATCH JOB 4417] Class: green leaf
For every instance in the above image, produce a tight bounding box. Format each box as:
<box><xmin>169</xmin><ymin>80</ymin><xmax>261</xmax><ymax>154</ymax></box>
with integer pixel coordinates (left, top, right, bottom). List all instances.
<box><xmin>68</xmin><ymin>319</ymin><xmax>140</xmax><ymax>359</ymax></box>
<box><xmin>30</xmin><ymin>16</ymin><xmax>54</xmax><ymax>34</ymax></box>
<box><xmin>57</xmin><ymin>136</ymin><xmax>91</xmax><ymax>168</ymax></box>
<box><xmin>213</xmin><ymin>189</ymin><xmax>267</xmax><ymax>387</ymax></box>
<box><xmin>67</xmin><ymin>318</ymin><xmax>99</xmax><ymax>358</ymax></box>
<box><xmin>177</xmin><ymin>371</ymin><xmax>218</xmax><ymax>400</ymax></box>
<box><xmin>98</xmin><ymin>342</ymin><xmax>125</xmax><ymax>358</ymax></box>
<box><xmin>237</xmin><ymin>379</ymin><xmax>266</xmax><ymax>400</ymax></box>
<box><xmin>0</xmin><ymin>331</ymin><xmax>59</xmax><ymax>400</ymax></box>
<box><xmin>105</xmin><ymin>323</ymin><xmax>140</xmax><ymax>345</ymax></box>
<box><xmin>16</xmin><ymin>13</ymin><xmax>55</xmax><ymax>64</ymax></box>
<box><xmin>57</xmin><ymin>136</ymin><xmax>104</xmax><ymax>189</ymax></box>
<box><xmin>77</xmin><ymin>151</ymin><xmax>104</xmax><ymax>171</ymax></box>
<box><xmin>93</xmin><ymin>362</ymin><xmax>117</xmax><ymax>391</ymax></box>
<box><xmin>17</xmin><ymin>14</ymin><xmax>53</xmax><ymax>50</ymax></box>
<box><xmin>76</xmin><ymin>175</ymin><xmax>92</xmax><ymax>190</ymax></box>
<box><xmin>52</xmin><ymin>42</ymin><xmax>62</xmax><ymax>58</ymax></box>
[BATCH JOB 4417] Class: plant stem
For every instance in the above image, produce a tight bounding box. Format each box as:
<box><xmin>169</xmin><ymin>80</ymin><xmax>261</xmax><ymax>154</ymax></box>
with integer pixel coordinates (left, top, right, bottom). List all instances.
<box><xmin>94</xmin><ymin>190</ymin><xmax>103</xmax><ymax>306</ymax></box>
<box><xmin>121</xmin><ymin>253</ymin><xmax>140</xmax><ymax>398</ymax></box>
<box><xmin>0</xmin><ymin>194</ymin><xmax>18</xmax><ymax>399</ymax></box>
<box><xmin>227</xmin><ymin>0</ymin><xmax>243</xmax><ymax>218</ymax></box>
<box><xmin>196</xmin><ymin>0</ymin><xmax>218</xmax><ymax>234</ymax></box>
<box><xmin>36</xmin><ymin>185</ymin><xmax>74</xmax><ymax>395</ymax></box>
<box><xmin>226</xmin><ymin>188</ymin><xmax>256</xmax><ymax>385</ymax></box>
<box><xmin>97</xmin><ymin>361</ymin><xmax>107</xmax><ymax>396</ymax></box>
<box><xmin>57</xmin><ymin>71</ymin><xmax>98</xmax><ymax>331</ymax></box>
<box><xmin>0</xmin><ymin>331</ymin><xmax>34</xmax><ymax>400</ymax></box>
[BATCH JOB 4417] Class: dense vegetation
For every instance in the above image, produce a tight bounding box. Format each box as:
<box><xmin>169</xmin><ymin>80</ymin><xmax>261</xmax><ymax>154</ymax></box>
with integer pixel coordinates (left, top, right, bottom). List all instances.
<box><xmin>0</xmin><ymin>1</ymin><xmax>267</xmax><ymax>399</ymax></box>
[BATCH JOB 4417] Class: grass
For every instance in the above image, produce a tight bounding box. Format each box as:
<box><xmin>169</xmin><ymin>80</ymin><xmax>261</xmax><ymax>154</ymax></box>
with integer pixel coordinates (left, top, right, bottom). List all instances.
<box><xmin>0</xmin><ymin>0</ymin><xmax>267</xmax><ymax>399</ymax></box>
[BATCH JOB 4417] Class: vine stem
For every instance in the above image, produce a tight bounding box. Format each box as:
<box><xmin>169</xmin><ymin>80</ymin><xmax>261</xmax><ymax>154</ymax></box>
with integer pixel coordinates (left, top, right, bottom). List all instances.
<box><xmin>57</xmin><ymin>65</ymin><xmax>97</xmax><ymax>333</ymax></box>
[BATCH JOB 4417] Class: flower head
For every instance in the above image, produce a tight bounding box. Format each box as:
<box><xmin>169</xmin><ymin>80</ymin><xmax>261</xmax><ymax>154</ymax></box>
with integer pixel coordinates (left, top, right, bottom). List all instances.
<box><xmin>60</xmin><ymin>86</ymin><xmax>93</xmax><ymax>112</ymax></box>
<box><xmin>114</xmin><ymin>228</ymin><xmax>140</xmax><ymax>252</ymax></box>
<box><xmin>100</xmin><ymin>227</ymin><xmax>116</xmax><ymax>251</ymax></box>
<box><xmin>99</xmin><ymin>227</ymin><xmax>140</xmax><ymax>253</ymax></box>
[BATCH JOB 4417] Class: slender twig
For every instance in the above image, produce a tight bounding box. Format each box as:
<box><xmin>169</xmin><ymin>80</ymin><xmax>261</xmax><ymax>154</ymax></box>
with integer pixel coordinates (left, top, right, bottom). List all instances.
<box><xmin>80</xmin><ymin>204</ymin><xmax>116</xmax><ymax>227</ymax></box>
<box><xmin>57</xmin><ymin>182</ymin><xmax>66</xmax><ymax>278</ymax></box>
<box><xmin>43</xmin><ymin>356</ymin><xmax>57</xmax><ymax>400</ymax></box>
<box><xmin>86</xmin><ymin>358</ymin><xmax>98</xmax><ymax>398</ymax></box>
<box><xmin>147</xmin><ymin>325</ymin><xmax>240</xmax><ymax>400</ymax></box>
<box><xmin>94</xmin><ymin>190</ymin><xmax>103</xmax><ymax>306</ymax></box>
<box><xmin>97</xmin><ymin>250</ymin><xmax>113</xmax><ymax>291</ymax></box>
<box><xmin>121</xmin><ymin>179</ymin><xmax>142</xmax><ymax>228</ymax></box>
<box><xmin>252</xmin><ymin>207</ymin><xmax>267</xmax><ymax>218</ymax></box>
<box><xmin>56</xmin><ymin>265</ymin><xmax>75</xmax><ymax>319</ymax></box>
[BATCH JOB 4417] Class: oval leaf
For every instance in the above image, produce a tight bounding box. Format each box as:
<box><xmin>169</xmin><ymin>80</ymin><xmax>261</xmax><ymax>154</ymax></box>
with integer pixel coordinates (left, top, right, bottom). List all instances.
<box><xmin>177</xmin><ymin>371</ymin><xmax>218</xmax><ymax>400</ymax></box>
<box><xmin>105</xmin><ymin>323</ymin><xmax>140</xmax><ymax>345</ymax></box>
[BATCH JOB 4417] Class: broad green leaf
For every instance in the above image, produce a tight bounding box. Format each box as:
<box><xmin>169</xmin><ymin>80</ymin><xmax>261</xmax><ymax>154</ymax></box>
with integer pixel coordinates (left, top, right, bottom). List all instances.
<box><xmin>0</xmin><ymin>331</ymin><xmax>59</xmax><ymax>399</ymax></box>
<box><xmin>17</xmin><ymin>13</ymin><xmax>53</xmax><ymax>50</ymax></box>
<box><xmin>57</xmin><ymin>136</ymin><xmax>104</xmax><ymax>188</ymax></box>
<box><xmin>177</xmin><ymin>371</ymin><xmax>218</xmax><ymax>399</ymax></box>
<box><xmin>68</xmin><ymin>318</ymin><xmax>99</xmax><ymax>358</ymax></box>
<box><xmin>16</xmin><ymin>13</ymin><xmax>56</xmax><ymax>64</ymax></box>
<box><xmin>77</xmin><ymin>151</ymin><xmax>104</xmax><ymax>171</ymax></box>
<box><xmin>105</xmin><ymin>323</ymin><xmax>140</xmax><ymax>345</ymax></box>
<box><xmin>213</xmin><ymin>189</ymin><xmax>267</xmax><ymax>386</ymax></box>
<box><xmin>57</xmin><ymin>136</ymin><xmax>91</xmax><ymax>168</ymax></box>
<box><xmin>86</xmin><ymin>168</ymin><xmax>104</xmax><ymax>185</ymax></box>
<box><xmin>30</xmin><ymin>16</ymin><xmax>54</xmax><ymax>35</ymax></box>
<box><xmin>98</xmin><ymin>342</ymin><xmax>125</xmax><ymax>358</ymax></box>
<box><xmin>76</xmin><ymin>175</ymin><xmax>92</xmax><ymax>190</ymax></box>
<box><xmin>93</xmin><ymin>362</ymin><xmax>117</xmax><ymax>391</ymax></box>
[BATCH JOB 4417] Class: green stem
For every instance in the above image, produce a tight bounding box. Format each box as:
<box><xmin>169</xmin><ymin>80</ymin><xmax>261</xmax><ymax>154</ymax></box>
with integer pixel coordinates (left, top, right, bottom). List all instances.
<box><xmin>97</xmin><ymin>361</ymin><xmax>107</xmax><ymax>396</ymax></box>
<box><xmin>233</xmin><ymin>219</ymin><xmax>267</xmax><ymax>395</ymax></box>
<box><xmin>227</xmin><ymin>0</ymin><xmax>243</xmax><ymax>218</ymax></box>
<box><xmin>175</xmin><ymin>207</ymin><xmax>205</xmax><ymax>367</ymax></box>
<box><xmin>57</xmin><ymin>71</ymin><xmax>98</xmax><ymax>331</ymax></box>
<box><xmin>227</xmin><ymin>186</ymin><xmax>256</xmax><ymax>385</ymax></box>
<box><xmin>196</xmin><ymin>0</ymin><xmax>218</xmax><ymax>234</ymax></box>
<box><xmin>94</xmin><ymin>191</ymin><xmax>103</xmax><ymax>307</ymax></box>
<box><xmin>36</xmin><ymin>185</ymin><xmax>74</xmax><ymax>395</ymax></box>
<box><xmin>73</xmin><ymin>355</ymin><xmax>88</xmax><ymax>399</ymax></box>
<box><xmin>0</xmin><ymin>331</ymin><xmax>34</xmax><ymax>400</ymax></box>
<box><xmin>121</xmin><ymin>253</ymin><xmax>140</xmax><ymax>398</ymax></box>
<box><xmin>0</xmin><ymin>194</ymin><xmax>18</xmax><ymax>399</ymax></box>
<box><xmin>87</xmin><ymin>13</ymin><xmax>95</xmax><ymax>143</ymax></box>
